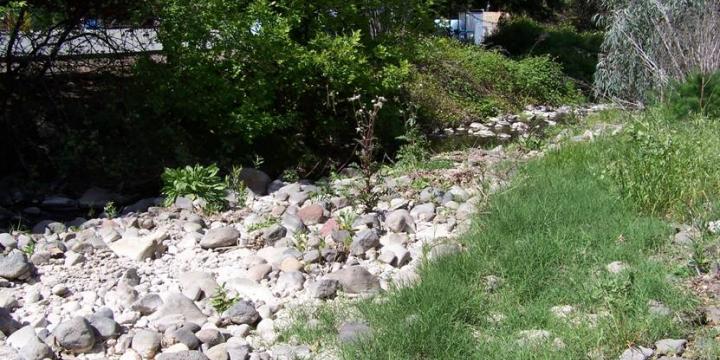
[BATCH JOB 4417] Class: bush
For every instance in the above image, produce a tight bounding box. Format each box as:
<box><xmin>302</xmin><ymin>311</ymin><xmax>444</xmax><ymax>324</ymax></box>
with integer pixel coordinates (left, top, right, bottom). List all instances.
<box><xmin>666</xmin><ymin>71</ymin><xmax>720</xmax><ymax>119</ymax></box>
<box><xmin>602</xmin><ymin>110</ymin><xmax>720</xmax><ymax>220</ymax></box>
<box><xmin>485</xmin><ymin>17</ymin><xmax>603</xmax><ymax>87</ymax></box>
<box><xmin>161</xmin><ymin>164</ymin><xmax>227</xmax><ymax>211</ymax></box>
<box><xmin>408</xmin><ymin>37</ymin><xmax>580</xmax><ymax>128</ymax></box>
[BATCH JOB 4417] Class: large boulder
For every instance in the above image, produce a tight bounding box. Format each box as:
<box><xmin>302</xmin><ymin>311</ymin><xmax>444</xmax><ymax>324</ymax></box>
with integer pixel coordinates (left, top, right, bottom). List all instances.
<box><xmin>200</xmin><ymin>227</ymin><xmax>239</xmax><ymax>249</ymax></box>
<box><xmin>239</xmin><ymin>168</ymin><xmax>271</xmax><ymax>196</ymax></box>
<box><xmin>52</xmin><ymin>317</ymin><xmax>96</xmax><ymax>353</ymax></box>
<box><xmin>0</xmin><ymin>251</ymin><xmax>32</xmax><ymax>280</ymax></box>
<box><xmin>326</xmin><ymin>267</ymin><xmax>380</xmax><ymax>294</ymax></box>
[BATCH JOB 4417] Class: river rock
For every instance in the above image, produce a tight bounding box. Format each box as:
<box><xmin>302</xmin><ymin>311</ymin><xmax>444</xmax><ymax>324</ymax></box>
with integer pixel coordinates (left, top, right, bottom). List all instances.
<box><xmin>349</xmin><ymin>229</ymin><xmax>379</xmax><ymax>256</ymax></box>
<box><xmin>385</xmin><ymin>210</ymin><xmax>415</xmax><ymax>233</ymax></box>
<box><xmin>200</xmin><ymin>227</ymin><xmax>239</xmax><ymax>249</ymax></box>
<box><xmin>109</xmin><ymin>229</ymin><xmax>167</xmax><ymax>261</ymax></box>
<box><xmin>310</xmin><ymin>279</ymin><xmax>339</xmax><ymax>299</ymax></box>
<box><xmin>410</xmin><ymin>203</ymin><xmax>436</xmax><ymax>222</ymax></box>
<box><xmin>274</xmin><ymin>271</ymin><xmax>305</xmax><ymax>297</ymax></box>
<box><xmin>179</xmin><ymin>271</ymin><xmax>218</xmax><ymax>301</ymax></box>
<box><xmin>326</xmin><ymin>266</ymin><xmax>380</xmax><ymax>294</ymax></box>
<box><xmin>52</xmin><ymin>316</ymin><xmax>96</xmax><ymax>353</ymax></box>
<box><xmin>619</xmin><ymin>346</ymin><xmax>654</xmax><ymax>360</ymax></box>
<box><xmin>132</xmin><ymin>329</ymin><xmax>161</xmax><ymax>358</ymax></box>
<box><xmin>223</xmin><ymin>301</ymin><xmax>260</xmax><ymax>325</ymax></box>
<box><xmin>86</xmin><ymin>312</ymin><xmax>121</xmax><ymax>339</ymax></box>
<box><xmin>655</xmin><ymin>339</ymin><xmax>686</xmax><ymax>356</ymax></box>
<box><xmin>131</xmin><ymin>293</ymin><xmax>164</xmax><ymax>315</ymax></box>
<box><xmin>150</xmin><ymin>293</ymin><xmax>207</xmax><ymax>326</ymax></box>
<box><xmin>0</xmin><ymin>251</ymin><xmax>31</xmax><ymax>280</ymax></box>
<box><xmin>19</xmin><ymin>335</ymin><xmax>53</xmax><ymax>360</ymax></box>
<box><xmin>297</xmin><ymin>204</ymin><xmax>326</xmax><ymax>225</ymax></box>
<box><xmin>239</xmin><ymin>168</ymin><xmax>271</xmax><ymax>195</ymax></box>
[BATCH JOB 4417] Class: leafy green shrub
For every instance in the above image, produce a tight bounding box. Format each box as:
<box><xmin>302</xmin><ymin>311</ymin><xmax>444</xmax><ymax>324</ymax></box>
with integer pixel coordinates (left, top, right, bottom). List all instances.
<box><xmin>210</xmin><ymin>283</ymin><xmax>239</xmax><ymax>313</ymax></box>
<box><xmin>666</xmin><ymin>72</ymin><xmax>720</xmax><ymax>119</ymax></box>
<box><xmin>602</xmin><ymin>111</ymin><xmax>720</xmax><ymax>219</ymax></box>
<box><xmin>161</xmin><ymin>164</ymin><xmax>227</xmax><ymax>211</ymax></box>
<box><xmin>485</xmin><ymin>17</ymin><xmax>603</xmax><ymax>87</ymax></box>
<box><xmin>408</xmin><ymin>37</ymin><xmax>580</xmax><ymax>128</ymax></box>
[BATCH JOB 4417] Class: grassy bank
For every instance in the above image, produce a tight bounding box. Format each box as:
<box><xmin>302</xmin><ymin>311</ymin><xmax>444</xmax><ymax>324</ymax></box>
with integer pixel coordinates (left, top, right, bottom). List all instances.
<box><xmin>285</xmin><ymin>114</ymin><xmax>706</xmax><ymax>359</ymax></box>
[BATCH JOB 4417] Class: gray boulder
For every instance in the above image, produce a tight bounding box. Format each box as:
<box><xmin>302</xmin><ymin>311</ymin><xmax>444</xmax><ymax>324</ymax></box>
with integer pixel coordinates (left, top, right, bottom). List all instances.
<box><xmin>131</xmin><ymin>329</ymin><xmax>161</xmax><ymax>359</ymax></box>
<box><xmin>86</xmin><ymin>313</ymin><xmax>121</xmax><ymax>339</ymax></box>
<box><xmin>385</xmin><ymin>210</ymin><xmax>415</xmax><ymax>233</ymax></box>
<box><xmin>52</xmin><ymin>317</ymin><xmax>96</xmax><ymax>353</ymax></box>
<box><xmin>200</xmin><ymin>227</ymin><xmax>240</xmax><ymax>249</ymax></box>
<box><xmin>130</xmin><ymin>292</ymin><xmax>161</xmax><ymax>316</ymax></box>
<box><xmin>150</xmin><ymin>293</ymin><xmax>208</xmax><ymax>326</ymax></box>
<box><xmin>349</xmin><ymin>229</ymin><xmax>379</xmax><ymax>256</ymax></box>
<box><xmin>0</xmin><ymin>306</ymin><xmax>21</xmax><ymax>335</ymax></box>
<box><xmin>179</xmin><ymin>272</ymin><xmax>218</xmax><ymax>301</ymax></box>
<box><xmin>0</xmin><ymin>251</ymin><xmax>32</xmax><ymax>280</ymax></box>
<box><xmin>239</xmin><ymin>168</ymin><xmax>271</xmax><ymax>195</ymax></box>
<box><xmin>222</xmin><ymin>301</ymin><xmax>260</xmax><ymax>326</ymax></box>
<box><xmin>310</xmin><ymin>279</ymin><xmax>339</xmax><ymax>300</ymax></box>
<box><xmin>327</xmin><ymin>267</ymin><xmax>380</xmax><ymax>294</ymax></box>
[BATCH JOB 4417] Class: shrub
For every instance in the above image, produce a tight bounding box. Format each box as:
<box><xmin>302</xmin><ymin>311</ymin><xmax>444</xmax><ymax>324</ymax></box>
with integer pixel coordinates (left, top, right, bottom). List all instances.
<box><xmin>408</xmin><ymin>37</ymin><xmax>580</xmax><ymax>128</ymax></box>
<box><xmin>666</xmin><ymin>71</ymin><xmax>720</xmax><ymax>119</ymax></box>
<box><xmin>602</xmin><ymin>111</ymin><xmax>720</xmax><ymax>219</ymax></box>
<box><xmin>161</xmin><ymin>164</ymin><xmax>227</xmax><ymax>211</ymax></box>
<box><xmin>485</xmin><ymin>17</ymin><xmax>603</xmax><ymax>87</ymax></box>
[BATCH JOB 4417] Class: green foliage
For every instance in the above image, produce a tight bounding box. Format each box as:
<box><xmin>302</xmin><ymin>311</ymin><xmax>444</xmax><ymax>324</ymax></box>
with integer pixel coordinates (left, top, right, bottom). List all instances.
<box><xmin>161</xmin><ymin>164</ymin><xmax>228</xmax><ymax>211</ymax></box>
<box><xmin>21</xmin><ymin>242</ymin><xmax>35</xmax><ymax>256</ymax></box>
<box><xmin>408</xmin><ymin>37</ymin><xmax>580</xmax><ymax>128</ymax></box>
<box><xmin>210</xmin><ymin>283</ymin><xmax>239</xmax><ymax>314</ymax></box>
<box><xmin>136</xmin><ymin>0</ymin><xmax>431</xmax><ymax>162</ymax></box>
<box><xmin>225</xmin><ymin>166</ymin><xmax>247</xmax><ymax>195</ymax></box>
<box><xmin>103</xmin><ymin>202</ymin><xmax>118</xmax><ymax>219</ymax></box>
<box><xmin>602</xmin><ymin>112</ymin><xmax>720</xmax><ymax>220</ymax></box>
<box><xmin>485</xmin><ymin>17</ymin><xmax>603</xmax><ymax>87</ymax></box>
<box><xmin>666</xmin><ymin>71</ymin><xmax>720</xmax><ymax>119</ymax></box>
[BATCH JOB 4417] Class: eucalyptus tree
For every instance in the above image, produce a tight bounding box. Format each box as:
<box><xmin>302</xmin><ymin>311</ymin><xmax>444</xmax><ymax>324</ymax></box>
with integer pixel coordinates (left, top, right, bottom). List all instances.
<box><xmin>594</xmin><ymin>0</ymin><xmax>720</xmax><ymax>104</ymax></box>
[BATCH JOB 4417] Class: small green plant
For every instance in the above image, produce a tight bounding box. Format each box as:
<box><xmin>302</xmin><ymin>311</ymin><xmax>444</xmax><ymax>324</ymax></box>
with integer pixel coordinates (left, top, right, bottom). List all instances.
<box><xmin>311</xmin><ymin>182</ymin><xmax>333</xmax><ymax>202</ymax></box>
<box><xmin>337</xmin><ymin>210</ymin><xmax>357</xmax><ymax>232</ymax></box>
<box><xmin>210</xmin><ymin>283</ymin><xmax>239</xmax><ymax>313</ymax></box>
<box><xmin>252</xmin><ymin>155</ymin><xmax>265</xmax><ymax>169</ymax></box>
<box><xmin>104</xmin><ymin>201</ymin><xmax>118</xmax><ymax>219</ymax></box>
<box><xmin>9</xmin><ymin>219</ymin><xmax>28</xmax><ymax>234</ymax></box>
<box><xmin>224</xmin><ymin>165</ymin><xmax>245</xmax><ymax>194</ymax></box>
<box><xmin>282</xmin><ymin>169</ymin><xmax>300</xmax><ymax>183</ymax></box>
<box><xmin>395</xmin><ymin>114</ymin><xmax>430</xmax><ymax>170</ymax></box>
<box><xmin>162</xmin><ymin>164</ymin><xmax>227</xmax><ymax>212</ymax></box>
<box><xmin>246</xmin><ymin>217</ymin><xmax>278</xmax><ymax>233</ymax></box>
<box><xmin>22</xmin><ymin>242</ymin><xmax>35</xmax><ymax>256</ymax></box>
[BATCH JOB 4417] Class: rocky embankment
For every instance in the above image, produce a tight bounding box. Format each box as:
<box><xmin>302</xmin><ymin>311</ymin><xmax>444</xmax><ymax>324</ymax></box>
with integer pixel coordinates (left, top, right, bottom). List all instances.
<box><xmin>0</xmin><ymin>105</ymin><xmax>668</xmax><ymax>360</ymax></box>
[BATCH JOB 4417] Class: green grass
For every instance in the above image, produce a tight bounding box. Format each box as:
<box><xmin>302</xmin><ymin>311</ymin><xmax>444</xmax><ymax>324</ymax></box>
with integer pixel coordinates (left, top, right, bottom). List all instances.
<box><xmin>284</xmin><ymin>135</ymin><xmax>697</xmax><ymax>359</ymax></box>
